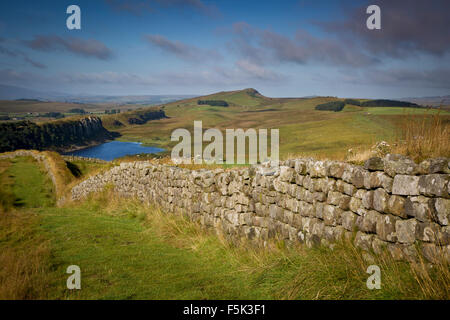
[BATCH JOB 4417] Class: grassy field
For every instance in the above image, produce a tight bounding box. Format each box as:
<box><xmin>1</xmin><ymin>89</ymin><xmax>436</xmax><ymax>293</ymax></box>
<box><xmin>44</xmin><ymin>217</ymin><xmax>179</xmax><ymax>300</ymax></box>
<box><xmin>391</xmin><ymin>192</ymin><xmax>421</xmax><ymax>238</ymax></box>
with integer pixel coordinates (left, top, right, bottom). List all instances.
<box><xmin>102</xmin><ymin>89</ymin><xmax>450</xmax><ymax>160</ymax></box>
<box><xmin>0</xmin><ymin>156</ymin><xmax>448</xmax><ymax>300</ymax></box>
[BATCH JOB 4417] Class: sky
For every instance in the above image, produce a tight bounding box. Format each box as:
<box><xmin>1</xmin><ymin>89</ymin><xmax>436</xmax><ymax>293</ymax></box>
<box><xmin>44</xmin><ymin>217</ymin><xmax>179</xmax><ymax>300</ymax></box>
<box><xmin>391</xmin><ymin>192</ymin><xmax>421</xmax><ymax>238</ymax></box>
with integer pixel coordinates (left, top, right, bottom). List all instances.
<box><xmin>0</xmin><ymin>0</ymin><xmax>449</xmax><ymax>99</ymax></box>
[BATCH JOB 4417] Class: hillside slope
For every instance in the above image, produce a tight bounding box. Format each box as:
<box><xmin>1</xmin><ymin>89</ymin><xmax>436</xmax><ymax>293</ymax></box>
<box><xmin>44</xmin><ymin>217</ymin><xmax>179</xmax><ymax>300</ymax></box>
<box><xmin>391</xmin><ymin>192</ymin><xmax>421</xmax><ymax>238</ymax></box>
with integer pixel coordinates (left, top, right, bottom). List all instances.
<box><xmin>109</xmin><ymin>88</ymin><xmax>450</xmax><ymax>159</ymax></box>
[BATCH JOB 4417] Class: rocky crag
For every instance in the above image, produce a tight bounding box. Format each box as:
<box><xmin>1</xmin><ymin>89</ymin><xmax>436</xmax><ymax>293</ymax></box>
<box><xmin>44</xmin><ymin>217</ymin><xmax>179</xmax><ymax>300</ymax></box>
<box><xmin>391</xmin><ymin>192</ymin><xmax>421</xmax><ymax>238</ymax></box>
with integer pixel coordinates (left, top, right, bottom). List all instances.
<box><xmin>0</xmin><ymin>116</ymin><xmax>114</xmax><ymax>153</ymax></box>
<box><xmin>70</xmin><ymin>154</ymin><xmax>450</xmax><ymax>263</ymax></box>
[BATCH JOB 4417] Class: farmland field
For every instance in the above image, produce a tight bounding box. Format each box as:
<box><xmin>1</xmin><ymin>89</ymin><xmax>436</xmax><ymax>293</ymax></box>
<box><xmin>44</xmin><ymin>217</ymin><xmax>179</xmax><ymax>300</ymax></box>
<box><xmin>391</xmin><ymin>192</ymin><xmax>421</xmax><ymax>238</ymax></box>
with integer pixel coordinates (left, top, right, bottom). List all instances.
<box><xmin>102</xmin><ymin>89</ymin><xmax>450</xmax><ymax>160</ymax></box>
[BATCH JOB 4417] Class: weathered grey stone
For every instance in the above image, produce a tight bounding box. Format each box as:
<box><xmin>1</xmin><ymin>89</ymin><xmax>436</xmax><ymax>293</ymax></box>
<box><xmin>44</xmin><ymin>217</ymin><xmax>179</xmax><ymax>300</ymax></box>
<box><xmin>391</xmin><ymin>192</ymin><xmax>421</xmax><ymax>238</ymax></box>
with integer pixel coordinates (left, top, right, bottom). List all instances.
<box><xmin>342</xmin><ymin>211</ymin><xmax>357</xmax><ymax>231</ymax></box>
<box><xmin>329</xmin><ymin>162</ymin><xmax>347</xmax><ymax>179</ymax></box>
<box><xmin>354</xmin><ymin>231</ymin><xmax>374</xmax><ymax>251</ymax></box>
<box><xmin>365</xmin><ymin>171</ymin><xmax>392</xmax><ymax>191</ymax></box>
<box><xmin>307</xmin><ymin>160</ymin><xmax>328</xmax><ymax>177</ymax></box>
<box><xmin>392</xmin><ymin>175</ymin><xmax>420</xmax><ymax>196</ymax></box>
<box><xmin>323</xmin><ymin>205</ymin><xmax>342</xmax><ymax>226</ymax></box>
<box><xmin>279</xmin><ymin>166</ymin><xmax>295</xmax><ymax>182</ymax></box>
<box><xmin>379</xmin><ymin>173</ymin><xmax>394</xmax><ymax>193</ymax></box>
<box><xmin>419</xmin><ymin>158</ymin><xmax>450</xmax><ymax>174</ymax></box>
<box><xmin>415</xmin><ymin>222</ymin><xmax>441</xmax><ymax>243</ymax></box>
<box><xmin>362</xmin><ymin>190</ymin><xmax>374</xmax><ymax>209</ymax></box>
<box><xmin>312</xmin><ymin>192</ymin><xmax>327</xmax><ymax>202</ymax></box>
<box><xmin>349</xmin><ymin>197</ymin><xmax>362</xmax><ymax>213</ymax></box>
<box><xmin>343</xmin><ymin>183</ymin><xmax>356</xmax><ymax>196</ymax></box>
<box><xmin>273</xmin><ymin>179</ymin><xmax>289</xmax><ymax>194</ymax></box>
<box><xmin>294</xmin><ymin>159</ymin><xmax>307</xmax><ymax>175</ymax></box>
<box><xmin>292</xmin><ymin>214</ymin><xmax>302</xmax><ymax>229</ymax></box>
<box><xmin>376</xmin><ymin>214</ymin><xmax>399</xmax><ymax>242</ymax></box>
<box><xmin>327</xmin><ymin>191</ymin><xmax>350</xmax><ymax>210</ymax></box>
<box><xmin>311</xmin><ymin>220</ymin><xmax>325</xmax><ymax>238</ymax></box>
<box><xmin>404</xmin><ymin>196</ymin><xmax>434</xmax><ymax>222</ymax></box>
<box><xmin>373</xmin><ymin>188</ymin><xmax>389</xmax><ymax>212</ymax></box>
<box><xmin>387</xmin><ymin>195</ymin><xmax>407</xmax><ymax>218</ymax></box>
<box><xmin>351</xmin><ymin>168</ymin><xmax>367</xmax><ymax>189</ymax></box>
<box><xmin>364</xmin><ymin>157</ymin><xmax>384</xmax><ymax>171</ymax></box>
<box><xmin>354</xmin><ymin>189</ymin><xmax>365</xmax><ymax>199</ymax></box>
<box><xmin>418</xmin><ymin>174</ymin><xmax>449</xmax><ymax>197</ymax></box>
<box><xmin>314</xmin><ymin>201</ymin><xmax>325</xmax><ymax>219</ymax></box>
<box><xmin>384</xmin><ymin>154</ymin><xmax>419</xmax><ymax>177</ymax></box>
<box><xmin>269</xmin><ymin>205</ymin><xmax>284</xmax><ymax>220</ymax></box>
<box><xmin>358</xmin><ymin>210</ymin><xmax>381</xmax><ymax>233</ymax></box>
<box><xmin>301</xmin><ymin>217</ymin><xmax>316</xmax><ymax>234</ymax></box>
<box><xmin>302</xmin><ymin>176</ymin><xmax>314</xmax><ymax>191</ymax></box>
<box><xmin>431</xmin><ymin>198</ymin><xmax>449</xmax><ymax>226</ymax></box>
<box><xmin>298</xmin><ymin>201</ymin><xmax>314</xmax><ymax>217</ymax></box>
<box><xmin>395</xmin><ymin>219</ymin><xmax>417</xmax><ymax>244</ymax></box>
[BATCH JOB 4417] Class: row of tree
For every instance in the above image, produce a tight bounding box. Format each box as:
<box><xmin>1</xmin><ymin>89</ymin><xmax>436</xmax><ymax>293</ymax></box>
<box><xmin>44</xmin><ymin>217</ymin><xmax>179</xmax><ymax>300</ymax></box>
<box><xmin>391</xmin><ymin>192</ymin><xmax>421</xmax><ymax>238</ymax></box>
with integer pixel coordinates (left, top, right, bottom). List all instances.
<box><xmin>197</xmin><ymin>100</ymin><xmax>229</xmax><ymax>107</ymax></box>
<box><xmin>127</xmin><ymin>110</ymin><xmax>167</xmax><ymax>125</ymax></box>
<box><xmin>315</xmin><ymin>101</ymin><xmax>345</xmax><ymax>112</ymax></box>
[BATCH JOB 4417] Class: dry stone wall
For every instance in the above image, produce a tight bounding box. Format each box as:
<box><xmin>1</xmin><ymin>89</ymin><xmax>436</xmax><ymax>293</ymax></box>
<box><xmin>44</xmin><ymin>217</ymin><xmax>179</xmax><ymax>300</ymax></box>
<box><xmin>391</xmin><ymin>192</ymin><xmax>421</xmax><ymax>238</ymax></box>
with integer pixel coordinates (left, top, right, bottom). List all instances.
<box><xmin>70</xmin><ymin>154</ymin><xmax>450</xmax><ymax>263</ymax></box>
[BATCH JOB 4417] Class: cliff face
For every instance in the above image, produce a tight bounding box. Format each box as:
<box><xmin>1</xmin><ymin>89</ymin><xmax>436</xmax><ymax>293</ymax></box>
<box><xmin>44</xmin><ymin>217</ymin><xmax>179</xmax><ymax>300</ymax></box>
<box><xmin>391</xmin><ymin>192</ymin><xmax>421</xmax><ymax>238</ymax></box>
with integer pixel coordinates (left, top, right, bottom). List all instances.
<box><xmin>0</xmin><ymin>116</ymin><xmax>113</xmax><ymax>153</ymax></box>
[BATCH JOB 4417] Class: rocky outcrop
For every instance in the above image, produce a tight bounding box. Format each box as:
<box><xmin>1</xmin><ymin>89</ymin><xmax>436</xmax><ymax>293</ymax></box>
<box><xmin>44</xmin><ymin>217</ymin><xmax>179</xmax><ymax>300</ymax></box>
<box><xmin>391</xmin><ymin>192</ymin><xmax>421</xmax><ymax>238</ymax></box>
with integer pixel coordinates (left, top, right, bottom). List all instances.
<box><xmin>70</xmin><ymin>154</ymin><xmax>450</xmax><ymax>263</ymax></box>
<box><xmin>0</xmin><ymin>116</ymin><xmax>113</xmax><ymax>153</ymax></box>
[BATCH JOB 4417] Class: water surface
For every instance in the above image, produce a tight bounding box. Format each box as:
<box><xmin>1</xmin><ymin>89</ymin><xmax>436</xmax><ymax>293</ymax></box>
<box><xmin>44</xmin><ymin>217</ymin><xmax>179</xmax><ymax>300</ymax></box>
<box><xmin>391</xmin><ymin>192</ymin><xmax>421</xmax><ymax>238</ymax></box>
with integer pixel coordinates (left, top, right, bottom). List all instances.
<box><xmin>64</xmin><ymin>141</ymin><xmax>164</xmax><ymax>161</ymax></box>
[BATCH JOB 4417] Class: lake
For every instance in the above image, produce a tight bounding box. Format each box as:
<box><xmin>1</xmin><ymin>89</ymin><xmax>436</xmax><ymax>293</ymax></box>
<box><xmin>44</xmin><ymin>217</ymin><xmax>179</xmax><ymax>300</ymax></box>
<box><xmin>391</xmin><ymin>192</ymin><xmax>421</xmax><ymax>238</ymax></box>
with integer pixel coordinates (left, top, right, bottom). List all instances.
<box><xmin>63</xmin><ymin>141</ymin><xmax>165</xmax><ymax>161</ymax></box>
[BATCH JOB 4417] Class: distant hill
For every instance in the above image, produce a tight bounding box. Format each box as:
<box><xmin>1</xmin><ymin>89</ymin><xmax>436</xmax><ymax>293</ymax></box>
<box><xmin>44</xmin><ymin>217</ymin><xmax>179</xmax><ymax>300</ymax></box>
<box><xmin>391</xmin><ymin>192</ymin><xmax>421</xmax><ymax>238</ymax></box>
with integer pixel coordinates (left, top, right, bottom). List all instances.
<box><xmin>64</xmin><ymin>95</ymin><xmax>197</xmax><ymax>105</ymax></box>
<box><xmin>187</xmin><ymin>88</ymin><xmax>271</xmax><ymax>107</ymax></box>
<box><xmin>401</xmin><ymin>95</ymin><xmax>450</xmax><ymax>107</ymax></box>
<box><xmin>0</xmin><ymin>84</ymin><xmax>196</xmax><ymax>105</ymax></box>
<box><xmin>0</xmin><ymin>84</ymin><xmax>50</xmax><ymax>100</ymax></box>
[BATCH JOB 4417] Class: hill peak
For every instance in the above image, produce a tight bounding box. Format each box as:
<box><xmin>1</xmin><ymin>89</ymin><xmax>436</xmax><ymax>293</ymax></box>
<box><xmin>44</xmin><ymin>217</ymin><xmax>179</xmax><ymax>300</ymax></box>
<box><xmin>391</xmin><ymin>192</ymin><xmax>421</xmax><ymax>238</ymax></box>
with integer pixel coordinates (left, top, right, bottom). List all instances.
<box><xmin>242</xmin><ymin>88</ymin><xmax>261</xmax><ymax>97</ymax></box>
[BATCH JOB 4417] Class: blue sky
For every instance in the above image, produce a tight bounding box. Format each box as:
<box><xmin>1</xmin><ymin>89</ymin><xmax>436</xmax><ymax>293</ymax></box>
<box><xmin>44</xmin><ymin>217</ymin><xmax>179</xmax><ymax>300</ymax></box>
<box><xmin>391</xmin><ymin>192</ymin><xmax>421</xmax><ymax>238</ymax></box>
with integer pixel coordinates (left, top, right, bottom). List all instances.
<box><xmin>0</xmin><ymin>0</ymin><xmax>449</xmax><ymax>98</ymax></box>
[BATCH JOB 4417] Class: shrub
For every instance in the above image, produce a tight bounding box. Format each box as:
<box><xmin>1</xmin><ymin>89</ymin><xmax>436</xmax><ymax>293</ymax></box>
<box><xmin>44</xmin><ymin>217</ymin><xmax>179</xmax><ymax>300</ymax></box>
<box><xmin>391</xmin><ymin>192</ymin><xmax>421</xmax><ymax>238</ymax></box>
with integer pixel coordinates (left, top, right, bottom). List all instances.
<box><xmin>68</xmin><ymin>108</ymin><xmax>86</xmax><ymax>114</ymax></box>
<box><xmin>197</xmin><ymin>100</ymin><xmax>229</xmax><ymax>107</ymax></box>
<box><xmin>361</xmin><ymin>100</ymin><xmax>419</xmax><ymax>108</ymax></box>
<box><xmin>344</xmin><ymin>99</ymin><xmax>361</xmax><ymax>106</ymax></box>
<box><xmin>315</xmin><ymin>101</ymin><xmax>345</xmax><ymax>112</ymax></box>
<box><xmin>42</xmin><ymin>112</ymin><xmax>64</xmax><ymax>119</ymax></box>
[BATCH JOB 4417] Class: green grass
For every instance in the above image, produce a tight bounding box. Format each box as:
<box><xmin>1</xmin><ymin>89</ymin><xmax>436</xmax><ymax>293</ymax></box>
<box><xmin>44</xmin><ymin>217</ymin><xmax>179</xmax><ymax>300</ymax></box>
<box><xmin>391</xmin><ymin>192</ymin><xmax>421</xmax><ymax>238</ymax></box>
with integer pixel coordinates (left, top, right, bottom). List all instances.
<box><xmin>39</xmin><ymin>206</ymin><xmax>267</xmax><ymax>299</ymax></box>
<box><xmin>2</xmin><ymin>157</ymin><xmax>54</xmax><ymax>208</ymax></box>
<box><xmin>364</xmin><ymin>107</ymin><xmax>450</xmax><ymax>115</ymax></box>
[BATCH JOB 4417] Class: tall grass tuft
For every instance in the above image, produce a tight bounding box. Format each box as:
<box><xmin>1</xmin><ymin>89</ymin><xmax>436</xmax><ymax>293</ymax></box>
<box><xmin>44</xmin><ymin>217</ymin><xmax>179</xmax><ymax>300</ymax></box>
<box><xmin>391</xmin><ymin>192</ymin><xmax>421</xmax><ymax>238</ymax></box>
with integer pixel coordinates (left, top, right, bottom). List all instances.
<box><xmin>0</xmin><ymin>211</ymin><xmax>51</xmax><ymax>299</ymax></box>
<box><xmin>393</xmin><ymin>108</ymin><xmax>450</xmax><ymax>162</ymax></box>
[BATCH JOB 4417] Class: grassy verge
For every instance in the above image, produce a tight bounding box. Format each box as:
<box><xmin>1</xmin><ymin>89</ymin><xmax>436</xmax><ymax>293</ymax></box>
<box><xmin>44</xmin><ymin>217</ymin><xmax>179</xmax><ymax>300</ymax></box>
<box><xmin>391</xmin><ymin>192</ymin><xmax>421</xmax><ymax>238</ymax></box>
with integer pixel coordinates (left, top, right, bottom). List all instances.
<box><xmin>0</xmin><ymin>157</ymin><xmax>54</xmax><ymax>299</ymax></box>
<box><xmin>6</xmin><ymin>157</ymin><xmax>54</xmax><ymax>208</ymax></box>
<box><xmin>0</xmin><ymin>210</ymin><xmax>52</xmax><ymax>299</ymax></box>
